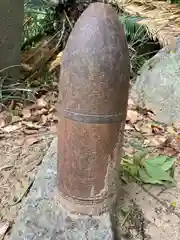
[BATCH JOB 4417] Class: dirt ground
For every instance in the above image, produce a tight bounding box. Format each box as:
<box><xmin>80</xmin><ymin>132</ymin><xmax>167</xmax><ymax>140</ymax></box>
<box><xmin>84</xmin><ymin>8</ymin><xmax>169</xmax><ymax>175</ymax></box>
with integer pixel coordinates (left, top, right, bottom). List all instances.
<box><xmin>1</xmin><ymin>95</ymin><xmax>180</xmax><ymax>239</ymax></box>
<box><xmin>0</xmin><ymin>129</ymin><xmax>55</xmax><ymax>239</ymax></box>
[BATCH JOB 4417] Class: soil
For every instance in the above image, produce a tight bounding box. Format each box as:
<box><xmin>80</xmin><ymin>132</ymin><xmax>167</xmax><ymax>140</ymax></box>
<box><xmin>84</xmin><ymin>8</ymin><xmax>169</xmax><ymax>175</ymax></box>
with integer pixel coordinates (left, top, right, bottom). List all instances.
<box><xmin>0</xmin><ymin>130</ymin><xmax>55</xmax><ymax>239</ymax></box>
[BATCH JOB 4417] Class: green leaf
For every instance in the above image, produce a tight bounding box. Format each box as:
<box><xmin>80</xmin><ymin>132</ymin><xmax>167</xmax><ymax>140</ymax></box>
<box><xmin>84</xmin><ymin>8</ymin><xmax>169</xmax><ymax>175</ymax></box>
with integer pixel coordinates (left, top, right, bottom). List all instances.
<box><xmin>145</xmin><ymin>156</ymin><xmax>167</xmax><ymax>167</ymax></box>
<box><xmin>133</xmin><ymin>150</ymin><xmax>149</xmax><ymax>165</ymax></box>
<box><xmin>138</xmin><ymin>168</ymin><xmax>163</xmax><ymax>184</ymax></box>
<box><xmin>161</xmin><ymin>157</ymin><xmax>176</xmax><ymax>172</ymax></box>
<box><xmin>145</xmin><ymin>164</ymin><xmax>174</xmax><ymax>182</ymax></box>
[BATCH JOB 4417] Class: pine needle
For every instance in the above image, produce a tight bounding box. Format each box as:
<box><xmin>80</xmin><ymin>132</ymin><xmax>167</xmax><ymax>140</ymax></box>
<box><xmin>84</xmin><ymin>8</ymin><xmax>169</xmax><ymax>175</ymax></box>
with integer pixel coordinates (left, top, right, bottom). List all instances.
<box><xmin>116</xmin><ymin>0</ymin><xmax>180</xmax><ymax>48</ymax></box>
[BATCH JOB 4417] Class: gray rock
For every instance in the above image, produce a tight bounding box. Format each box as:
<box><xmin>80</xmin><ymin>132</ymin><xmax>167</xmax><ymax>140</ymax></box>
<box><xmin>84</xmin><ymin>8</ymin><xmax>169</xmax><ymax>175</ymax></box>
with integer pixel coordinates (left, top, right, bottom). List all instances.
<box><xmin>131</xmin><ymin>37</ymin><xmax>180</xmax><ymax>124</ymax></box>
<box><xmin>10</xmin><ymin>138</ymin><xmax>113</xmax><ymax>240</ymax></box>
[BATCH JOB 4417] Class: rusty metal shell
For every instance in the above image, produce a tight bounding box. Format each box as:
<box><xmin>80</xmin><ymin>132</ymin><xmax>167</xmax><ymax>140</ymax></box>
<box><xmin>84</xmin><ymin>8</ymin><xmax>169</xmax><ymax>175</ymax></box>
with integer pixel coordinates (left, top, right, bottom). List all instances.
<box><xmin>57</xmin><ymin>2</ymin><xmax>130</xmax><ymax>215</ymax></box>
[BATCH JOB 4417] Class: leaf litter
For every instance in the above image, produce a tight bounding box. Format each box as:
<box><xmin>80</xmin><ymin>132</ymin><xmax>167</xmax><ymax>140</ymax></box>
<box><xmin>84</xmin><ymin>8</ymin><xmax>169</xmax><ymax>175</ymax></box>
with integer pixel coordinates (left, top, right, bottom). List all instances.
<box><xmin>0</xmin><ymin>87</ymin><xmax>57</xmax><ymax>238</ymax></box>
<box><xmin>0</xmin><ymin>27</ymin><xmax>179</xmax><ymax>239</ymax></box>
<box><xmin>122</xmin><ymin>98</ymin><xmax>180</xmax><ymax>188</ymax></box>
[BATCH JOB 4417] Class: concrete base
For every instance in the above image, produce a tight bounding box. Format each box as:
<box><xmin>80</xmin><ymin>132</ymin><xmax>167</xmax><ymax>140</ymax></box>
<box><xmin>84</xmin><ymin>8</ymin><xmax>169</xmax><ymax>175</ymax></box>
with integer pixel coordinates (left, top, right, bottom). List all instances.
<box><xmin>10</xmin><ymin>138</ymin><xmax>113</xmax><ymax>240</ymax></box>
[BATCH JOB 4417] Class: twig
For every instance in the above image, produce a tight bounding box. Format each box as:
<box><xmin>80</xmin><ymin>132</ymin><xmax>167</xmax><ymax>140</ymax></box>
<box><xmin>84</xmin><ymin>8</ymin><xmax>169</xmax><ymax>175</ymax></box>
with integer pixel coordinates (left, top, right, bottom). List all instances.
<box><xmin>0</xmin><ymin>65</ymin><xmax>21</xmax><ymax>73</ymax></box>
<box><xmin>120</xmin><ymin>210</ymin><xmax>131</xmax><ymax>228</ymax></box>
<box><xmin>0</xmin><ymin>165</ymin><xmax>13</xmax><ymax>171</ymax></box>
<box><xmin>63</xmin><ymin>10</ymin><xmax>73</xmax><ymax>29</ymax></box>
<box><xmin>55</xmin><ymin>19</ymin><xmax>66</xmax><ymax>50</ymax></box>
<box><xmin>24</xmin><ymin>30</ymin><xmax>61</xmax><ymax>63</ymax></box>
<box><xmin>8</xmin><ymin>180</ymin><xmax>34</xmax><ymax>206</ymax></box>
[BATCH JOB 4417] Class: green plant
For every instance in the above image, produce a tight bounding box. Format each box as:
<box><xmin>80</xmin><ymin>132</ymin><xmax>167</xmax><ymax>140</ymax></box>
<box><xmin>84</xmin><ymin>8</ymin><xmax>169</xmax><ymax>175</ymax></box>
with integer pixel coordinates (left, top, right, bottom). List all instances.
<box><xmin>168</xmin><ymin>0</ymin><xmax>180</xmax><ymax>5</ymax></box>
<box><xmin>23</xmin><ymin>0</ymin><xmax>56</xmax><ymax>50</ymax></box>
<box><xmin>0</xmin><ymin>77</ymin><xmax>36</xmax><ymax>106</ymax></box>
<box><xmin>119</xmin><ymin>14</ymin><xmax>159</xmax><ymax>77</ymax></box>
<box><xmin>121</xmin><ymin>152</ymin><xmax>176</xmax><ymax>187</ymax></box>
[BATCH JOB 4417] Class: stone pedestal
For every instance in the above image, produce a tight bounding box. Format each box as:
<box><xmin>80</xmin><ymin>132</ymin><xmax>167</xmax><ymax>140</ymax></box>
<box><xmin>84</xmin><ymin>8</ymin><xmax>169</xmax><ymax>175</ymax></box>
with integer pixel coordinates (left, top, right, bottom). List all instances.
<box><xmin>10</xmin><ymin>138</ymin><xmax>113</xmax><ymax>240</ymax></box>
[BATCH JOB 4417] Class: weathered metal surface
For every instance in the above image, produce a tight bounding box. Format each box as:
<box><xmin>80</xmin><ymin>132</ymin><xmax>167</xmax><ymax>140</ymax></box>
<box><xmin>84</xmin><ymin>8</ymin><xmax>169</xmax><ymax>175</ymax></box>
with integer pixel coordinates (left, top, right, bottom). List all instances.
<box><xmin>57</xmin><ymin>2</ymin><xmax>130</xmax><ymax>215</ymax></box>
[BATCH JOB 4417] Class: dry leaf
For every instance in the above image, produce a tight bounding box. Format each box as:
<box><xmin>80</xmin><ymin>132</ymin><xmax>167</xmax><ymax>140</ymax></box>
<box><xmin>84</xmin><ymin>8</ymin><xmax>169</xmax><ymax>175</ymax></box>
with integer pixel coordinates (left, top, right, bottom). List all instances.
<box><xmin>125</xmin><ymin>123</ymin><xmax>134</xmax><ymax>131</ymax></box>
<box><xmin>144</xmin><ymin>135</ymin><xmax>167</xmax><ymax>147</ymax></box>
<box><xmin>25</xmin><ymin>137</ymin><xmax>40</xmax><ymax>147</ymax></box>
<box><xmin>33</xmin><ymin>108</ymin><xmax>48</xmax><ymax>116</ymax></box>
<box><xmin>49</xmin><ymin>106</ymin><xmax>55</xmax><ymax>113</ymax></box>
<box><xmin>162</xmin><ymin>147</ymin><xmax>177</xmax><ymax>157</ymax></box>
<box><xmin>49</xmin><ymin>51</ymin><xmax>63</xmax><ymax>72</ymax></box>
<box><xmin>0</xmin><ymin>112</ymin><xmax>12</xmax><ymax>128</ymax></box>
<box><xmin>23</xmin><ymin>121</ymin><xmax>41</xmax><ymax>130</ymax></box>
<box><xmin>23</xmin><ymin>128</ymin><xmax>38</xmax><ymax>135</ymax></box>
<box><xmin>156</xmin><ymin>135</ymin><xmax>167</xmax><ymax>144</ymax></box>
<box><xmin>36</xmin><ymin>97</ymin><xmax>47</xmax><ymax>108</ymax></box>
<box><xmin>41</xmin><ymin>115</ymin><xmax>48</xmax><ymax>125</ymax></box>
<box><xmin>0</xmin><ymin>221</ymin><xmax>9</xmax><ymax>238</ymax></box>
<box><xmin>144</xmin><ymin>137</ymin><xmax>160</xmax><ymax>146</ymax></box>
<box><xmin>2</xmin><ymin>123</ymin><xmax>21</xmax><ymax>133</ymax></box>
<box><xmin>22</xmin><ymin>108</ymin><xmax>31</xmax><ymax>119</ymax></box>
<box><xmin>0</xmin><ymin>118</ymin><xmax>5</xmax><ymax>128</ymax></box>
<box><xmin>123</xmin><ymin>146</ymin><xmax>134</xmax><ymax>155</ymax></box>
<box><xmin>127</xmin><ymin>98</ymin><xmax>136</xmax><ymax>109</ymax></box>
<box><xmin>126</xmin><ymin>110</ymin><xmax>139</xmax><ymax>124</ymax></box>
<box><xmin>128</xmin><ymin>98</ymin><xmax>135</xmax><ymax>106</ymax></box>
<box><xmin>151</xmin><ymin>124</ymin><xmax>164</xmax><ymax>134</ymax></box>
<box><xmin>11</xmin><ymin>115</ymin><xmax>21</xmax><ymax>123</ymax></box>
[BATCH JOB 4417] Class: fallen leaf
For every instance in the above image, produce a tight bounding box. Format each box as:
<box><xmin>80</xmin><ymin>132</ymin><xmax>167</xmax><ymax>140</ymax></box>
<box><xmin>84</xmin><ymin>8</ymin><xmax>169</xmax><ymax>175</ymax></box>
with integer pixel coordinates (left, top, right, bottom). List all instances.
<box><xmin>36</xmin><ymin>97</ymin><xmax>47</xmax><ymax>108</ymax></box>
<box><xmin>145</xmin><ymin>163</ymin><xmax>173</xmax><ymax>182</ymax></box>
<box><xmin>134</xmin><ymin>123</ymin><xmax>140</xmax><ymax>132</ymax></box>
<box><xmin>23</xmin><ymin>128</ymin><xmax>38</xmax><ymax>135</ymax></box>
<box><xmin>151</xmin><ymin>124</ymin><xmax>164</xmax><ymax>134</ymax></box>
<box><xmin>2</xmin><ymin>123</ymin><xmax>21</xmax><ymax>133</ymax></box>
<box><xmin>0</xmin><ymin>111</ymin><xmax>12</xmax><ymax>128</ymax></box>
<box><xmin>141</xmin><ymin>155</ymin><xmax>176</xmax><ymax>185</ymax></box>
<box><xmin>138</xmin><ymin>168</ymin><xmax>163</xmax><ymax>184</ymax></box>
<box><xmin>11</xmin><ymin>115</ymin><xmax>21</xmax><ymax>123</ymax></box>
<box><xmin>135</xmin><ymin>122</ymin><xmax>151</xmax><ymax>134</ymax></box>
<box><xmin>123</xmin><ymin>146</ymin><xmax>134</xmax><ymax>155</ymax></box>
<box><xmin>49</xmin><ymin>51</ymin><xmax>62</xmax><ymax>72</ymax></box>
<box><xmin>33</xmin><ymin>108</ymin><xmax>48</xmax><ymax>116</ymax></box>
<box><xmin>147</xmin><ymin>111</ymin><xmax>156</xmax><ymax>120</ymax></box>
<box><xmin>162</xmin><ymin>147</ymin><xmax>177</xmax><ymax>157</ymax></box>
<box><xmin>156</xmin><ymin>135</ymin><xmax>168</xmax><ymax>144</ymax></box>
<box><xmin>0</xmin><ymin>118</ymin><xmax>5</xmax><ymax>128</ymax></box>
<box><xmin>22</xmin><ymin>108</ymin><xmax>31</xmax><ymax>119</ymax></box>
<box><xmin>126</xmin><ymin>110</ymin><xmax>139</xmax><ymax>124</ymax></box>
<box><xmin>41</xmin><ymin>115</ymin><xmax>48</xmax><ymax>125</ymax></box>
<box><xmin>25</xmin><ymin>137</ymin><xmax>40</xmax><ymax>147</ymax></box>
<box><xmin>0</xmin><ymin>221</ymin><xmax>10</xmax><ymax>238</ymax></box>
<box><xmin>144</xmin><ymin>136</ymin><xmax>166</xmax><ymax>147</ymax></box>
<box><xmin>49</xmin><ymin>106</ymin><xmax>55</xmax><ymax>113</ymax></box>
<box><xmin>127</xmin><ymin>98</ymin><xmax>135</xmax><ymax>109</ymax></box>
<box><xmin>170</xmin><ymin>137</ymin><xmax>180</xmax><ymax>151</ymax></box>
<box><xmin>23</xmin><ymin>121</ymin><xmax>41</xmax><ymax>130</ymax></box>
<box><xmin>125</xmin><ymin>123</ymin><xmax>134</xmax><ymax>131</ymax></box>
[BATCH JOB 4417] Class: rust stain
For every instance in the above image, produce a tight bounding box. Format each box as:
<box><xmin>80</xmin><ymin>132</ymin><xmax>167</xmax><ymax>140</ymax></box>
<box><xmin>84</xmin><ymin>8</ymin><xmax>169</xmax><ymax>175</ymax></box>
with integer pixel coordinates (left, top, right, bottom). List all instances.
<box><xmin>56</xmin><ymin>2</ymin><xmax>130</xmax><ymax>215</ymax></box>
